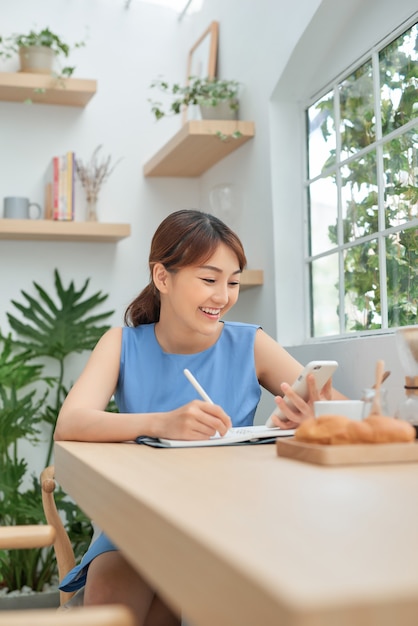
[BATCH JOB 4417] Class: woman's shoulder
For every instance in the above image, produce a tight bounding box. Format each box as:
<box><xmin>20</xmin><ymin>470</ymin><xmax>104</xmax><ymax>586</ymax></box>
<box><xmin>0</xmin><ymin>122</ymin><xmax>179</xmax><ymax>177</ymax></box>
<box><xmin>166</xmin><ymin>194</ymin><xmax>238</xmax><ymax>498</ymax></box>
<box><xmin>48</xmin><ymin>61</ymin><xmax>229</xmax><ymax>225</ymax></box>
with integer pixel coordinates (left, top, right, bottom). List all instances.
<box><xmin>100</xmin><ymin>326</ymin><xmax>123</xmax><ymax>341</ymax></box>
<box><xmin>119</xmin><ymin>324</ymin><xmax>157</xmax><ymax>349</ymax></box>
<box><xmin>221</xmin><ymin>321</ymin><xmax>262</xmax><ymax>347</ymax></box>
<box><xmin>90</xmin><ymin>327</ymin><xmax>123</xmax><ymax>361</ymax></box>
<box><xmin>121</xmin><ymin>323</ymin><xmax>155</xmax><ymax>337</ymax></box>
<box><xmin>96</xmin><ymin>326</ymin><xmax>123</xmax><ymax>348</ymax></box>
<box><xmin>99</xmin><ymin>326</ymin><xmax>152</xmax><ymax>360</ymax></box>
<box><xmin>223</xmin><ymin>320</ymin><xmax>261</xmax><ymax>332</ymax></box>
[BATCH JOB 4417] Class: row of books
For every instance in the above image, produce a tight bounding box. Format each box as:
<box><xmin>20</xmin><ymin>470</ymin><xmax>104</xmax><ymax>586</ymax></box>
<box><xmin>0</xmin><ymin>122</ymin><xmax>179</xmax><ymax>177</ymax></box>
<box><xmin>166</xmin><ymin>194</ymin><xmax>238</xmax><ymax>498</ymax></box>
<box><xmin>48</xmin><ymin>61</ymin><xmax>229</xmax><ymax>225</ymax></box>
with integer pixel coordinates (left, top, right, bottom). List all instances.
<box><xmin>44</xmin><ymin>152</ymin><xmax>76</xmax><ymax>221</ymax></box>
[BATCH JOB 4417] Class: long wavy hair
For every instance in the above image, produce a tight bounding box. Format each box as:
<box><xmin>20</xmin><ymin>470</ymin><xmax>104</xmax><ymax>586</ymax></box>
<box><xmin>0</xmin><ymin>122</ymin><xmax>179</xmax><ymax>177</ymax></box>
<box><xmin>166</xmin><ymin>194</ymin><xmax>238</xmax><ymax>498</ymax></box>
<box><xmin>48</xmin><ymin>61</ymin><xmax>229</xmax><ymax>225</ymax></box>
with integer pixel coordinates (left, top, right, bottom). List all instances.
<box><xmin>124</xmin><ymin>209</ymin><xmax>247</xmax><ymax>327</ymax></box>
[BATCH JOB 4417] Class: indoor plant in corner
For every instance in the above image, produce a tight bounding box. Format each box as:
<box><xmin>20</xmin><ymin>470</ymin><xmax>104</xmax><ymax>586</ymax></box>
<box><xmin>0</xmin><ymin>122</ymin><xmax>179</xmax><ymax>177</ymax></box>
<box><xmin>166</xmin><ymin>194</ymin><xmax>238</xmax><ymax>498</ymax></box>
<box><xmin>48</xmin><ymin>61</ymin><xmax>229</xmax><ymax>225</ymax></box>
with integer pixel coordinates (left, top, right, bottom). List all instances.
<box><xmin>0</xmin><ymin>27</ymin><xmax>85</xmax><ymax>77</ymax></box>
<box><xmin>0</xmin><ymin>269</ymin><xmax>114</xmax><ymax>609</ymax></box>
<box><xmin>149</xmin><ymin>75</ymin><xmax>242</xmax><ymax>139</ymax></box>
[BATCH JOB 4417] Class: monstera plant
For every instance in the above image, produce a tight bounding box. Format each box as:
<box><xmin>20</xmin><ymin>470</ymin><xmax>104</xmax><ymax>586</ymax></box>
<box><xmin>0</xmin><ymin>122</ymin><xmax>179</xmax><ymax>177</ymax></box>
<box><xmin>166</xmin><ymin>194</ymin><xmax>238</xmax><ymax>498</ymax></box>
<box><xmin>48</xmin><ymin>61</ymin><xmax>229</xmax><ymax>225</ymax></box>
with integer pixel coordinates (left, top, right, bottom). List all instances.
<box><xmin>0</xmin><ymin>269</ymin><xmax>114</xmax><ymax>594</ymax></box>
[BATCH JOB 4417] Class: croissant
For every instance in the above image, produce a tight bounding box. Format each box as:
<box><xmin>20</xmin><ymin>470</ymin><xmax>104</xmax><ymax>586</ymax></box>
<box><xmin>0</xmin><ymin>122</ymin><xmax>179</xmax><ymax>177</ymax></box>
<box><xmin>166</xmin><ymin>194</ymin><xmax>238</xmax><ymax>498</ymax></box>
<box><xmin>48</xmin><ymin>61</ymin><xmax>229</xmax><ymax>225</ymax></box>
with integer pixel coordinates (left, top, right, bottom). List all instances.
<box><xmin>295</xmin><ymin>414</ymin><xmax>415</xmax><ymax>445</ymax></box>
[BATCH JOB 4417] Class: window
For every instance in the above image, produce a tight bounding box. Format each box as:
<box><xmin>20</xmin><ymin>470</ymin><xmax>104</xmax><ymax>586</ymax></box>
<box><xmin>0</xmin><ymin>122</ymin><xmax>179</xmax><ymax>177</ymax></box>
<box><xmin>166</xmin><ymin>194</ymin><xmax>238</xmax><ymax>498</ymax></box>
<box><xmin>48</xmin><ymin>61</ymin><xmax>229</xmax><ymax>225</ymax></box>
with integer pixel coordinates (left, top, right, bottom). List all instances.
<box><xmin>306</xmin><ymin>19</ymin><xmax>418</xmax><ymax>338</ymax></box>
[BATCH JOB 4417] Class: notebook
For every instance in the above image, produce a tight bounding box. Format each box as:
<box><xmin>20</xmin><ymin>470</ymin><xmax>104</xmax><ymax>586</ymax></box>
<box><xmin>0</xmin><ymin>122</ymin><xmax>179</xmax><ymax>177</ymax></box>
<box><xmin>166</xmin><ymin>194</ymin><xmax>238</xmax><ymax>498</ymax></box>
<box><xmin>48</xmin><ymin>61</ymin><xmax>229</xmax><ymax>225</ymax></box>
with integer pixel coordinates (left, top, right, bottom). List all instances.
<box><xmin>136</xmin><ymin>425</ymin><xmax>295</xmax><ymax>448</ymax></box>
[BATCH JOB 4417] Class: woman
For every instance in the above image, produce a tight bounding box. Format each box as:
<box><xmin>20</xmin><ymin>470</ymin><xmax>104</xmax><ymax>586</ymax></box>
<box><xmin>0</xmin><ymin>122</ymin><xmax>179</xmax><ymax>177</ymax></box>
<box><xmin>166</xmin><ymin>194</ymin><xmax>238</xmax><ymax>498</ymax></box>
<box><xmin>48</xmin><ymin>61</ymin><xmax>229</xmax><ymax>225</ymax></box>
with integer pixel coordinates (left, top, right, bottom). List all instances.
<box><xmin>54</xmin><ymin>209</ymin><xmax>342</xmax><ymax>625</ymax></box>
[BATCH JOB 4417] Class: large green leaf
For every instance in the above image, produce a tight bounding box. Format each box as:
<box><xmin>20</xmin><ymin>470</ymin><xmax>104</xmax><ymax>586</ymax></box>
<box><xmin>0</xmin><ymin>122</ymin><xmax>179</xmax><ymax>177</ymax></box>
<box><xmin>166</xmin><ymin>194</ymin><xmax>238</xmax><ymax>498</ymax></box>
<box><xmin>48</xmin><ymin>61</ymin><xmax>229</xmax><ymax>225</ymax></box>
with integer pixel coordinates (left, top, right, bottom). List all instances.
<box><xmin>0</xmin><ymin>270</ymin><xmax>111</xmax><ymax>591</ymax></box>
<box><xmin>7</xmin><ymin>269</ymin><xmax>114</xmax><ymax>360</ymax></box>
<box><xmin>0</xmin><ymin>334</ymin><xmax>43</xmax><ymax>389</ymax></box>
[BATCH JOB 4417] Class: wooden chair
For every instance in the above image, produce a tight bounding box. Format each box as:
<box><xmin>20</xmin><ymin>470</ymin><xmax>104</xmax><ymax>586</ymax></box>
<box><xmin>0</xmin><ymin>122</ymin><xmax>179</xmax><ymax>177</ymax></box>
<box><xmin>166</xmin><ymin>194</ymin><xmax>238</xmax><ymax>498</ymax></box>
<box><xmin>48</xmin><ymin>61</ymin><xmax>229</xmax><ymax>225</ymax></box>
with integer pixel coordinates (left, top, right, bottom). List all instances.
<box><xmin>40</xmin><ymin>465</ymin><xmax>78</xmax><ymax>607</ymax></box>
<box><xmin>41</xmin><ymin>466</ymin><xmax>189</xmax><ymax>626</ymax></box>
<box><xmin>0</xmin><ymin>524</ymin><xmax>134</xmax><ymax>626</ymax></box>
<box><xmin>0</xmin><ymin>603</ymin><xmax>134</xmax><ymax>626</ymax></box>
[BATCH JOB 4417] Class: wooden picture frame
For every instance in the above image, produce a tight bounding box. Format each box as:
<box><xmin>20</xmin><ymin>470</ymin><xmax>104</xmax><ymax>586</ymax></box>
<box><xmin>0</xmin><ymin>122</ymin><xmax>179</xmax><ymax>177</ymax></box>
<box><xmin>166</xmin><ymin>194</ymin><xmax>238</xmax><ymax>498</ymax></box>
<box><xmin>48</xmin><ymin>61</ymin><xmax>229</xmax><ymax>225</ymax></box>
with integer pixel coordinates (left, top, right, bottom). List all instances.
<box><xmin>186</xmin><ymin>20</ymin><xmax>219</xmax><ymax>80</ymax></box>
<box><xmin>182</xmin><ymin>20</ymin><xmax>219</xmax><ymax>124</ymax></box>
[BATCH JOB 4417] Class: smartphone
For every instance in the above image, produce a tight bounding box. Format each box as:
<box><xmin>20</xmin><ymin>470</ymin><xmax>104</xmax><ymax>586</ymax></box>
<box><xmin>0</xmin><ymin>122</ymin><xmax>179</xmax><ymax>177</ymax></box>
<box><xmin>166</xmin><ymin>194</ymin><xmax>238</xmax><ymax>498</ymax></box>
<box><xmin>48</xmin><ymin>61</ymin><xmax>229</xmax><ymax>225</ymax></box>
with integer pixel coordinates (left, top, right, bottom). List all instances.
<box><xmin>265</xmin><ymin>360</ymin><xmax>338</xmax><ymax>428</ymax></box>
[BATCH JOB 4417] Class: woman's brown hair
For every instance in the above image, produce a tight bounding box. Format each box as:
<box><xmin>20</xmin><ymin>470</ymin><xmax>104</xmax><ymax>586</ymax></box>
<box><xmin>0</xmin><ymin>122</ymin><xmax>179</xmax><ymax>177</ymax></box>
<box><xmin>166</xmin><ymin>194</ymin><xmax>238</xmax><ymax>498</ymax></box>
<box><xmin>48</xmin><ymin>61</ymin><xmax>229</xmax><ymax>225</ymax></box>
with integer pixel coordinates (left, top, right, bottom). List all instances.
<box><xmin>124</xmin><ymin>209</ymin><xmax>247</xmax><ymax>326</ymax></box>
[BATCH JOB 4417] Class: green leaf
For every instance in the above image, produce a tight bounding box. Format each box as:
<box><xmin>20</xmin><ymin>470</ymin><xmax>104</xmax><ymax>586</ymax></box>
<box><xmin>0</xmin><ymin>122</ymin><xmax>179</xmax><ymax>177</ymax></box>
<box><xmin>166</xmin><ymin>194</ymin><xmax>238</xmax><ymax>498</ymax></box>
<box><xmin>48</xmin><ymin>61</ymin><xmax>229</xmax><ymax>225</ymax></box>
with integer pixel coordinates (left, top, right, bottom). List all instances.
<box><xmin>7</xmin><ymin>269</ymin><xmax>113</xmax><ymax>361</ymax></box>
<box><xmin>0</xmin><ymin>270</ymin><xmax>112</xmax><ymax>590</ymax></box>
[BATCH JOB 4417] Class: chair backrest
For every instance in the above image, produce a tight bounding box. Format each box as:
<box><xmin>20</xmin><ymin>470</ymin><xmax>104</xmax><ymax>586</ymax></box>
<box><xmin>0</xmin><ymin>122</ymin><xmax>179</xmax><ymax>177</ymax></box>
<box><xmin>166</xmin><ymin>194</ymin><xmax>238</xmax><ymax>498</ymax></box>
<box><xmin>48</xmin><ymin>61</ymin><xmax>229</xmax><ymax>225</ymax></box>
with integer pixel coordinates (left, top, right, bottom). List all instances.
<box><xmin>0</xmin><ymin>525</ymin><xmax>134</xmax><ymax>626</ymax></box>
<box><xmin>0</xmin><ymin>524</ymin><xmax>56</xmax><ymax>550</ymax></box>
<box><xmin>40</xmin><ymin>465</ymin><xmax>77</xmax><ymax>606</ymax></box>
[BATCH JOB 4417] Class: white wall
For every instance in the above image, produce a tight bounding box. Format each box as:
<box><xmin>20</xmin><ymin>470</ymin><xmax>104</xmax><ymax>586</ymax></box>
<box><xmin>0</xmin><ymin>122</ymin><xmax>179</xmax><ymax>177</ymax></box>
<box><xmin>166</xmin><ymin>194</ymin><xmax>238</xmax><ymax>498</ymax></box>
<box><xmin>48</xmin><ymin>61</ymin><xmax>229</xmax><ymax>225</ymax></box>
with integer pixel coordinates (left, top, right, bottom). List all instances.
<box><xmin>3</xmin><ymin>0</ymin><xmax>316</xmax><ymax>339</ymax></box>
<box><xmin>0</xmin><ymin>0</ymin><xmax>197</xmax><ymax>336</ymax></box>
<box><xmin>0</xmin><ymin>0</ymin><xmax>324</xmax><ymax>435</ymax></box>
<box><xmin>0</xmin><ymin>0</ymin><xmax>415</xmax><ymax>455</ymax></box>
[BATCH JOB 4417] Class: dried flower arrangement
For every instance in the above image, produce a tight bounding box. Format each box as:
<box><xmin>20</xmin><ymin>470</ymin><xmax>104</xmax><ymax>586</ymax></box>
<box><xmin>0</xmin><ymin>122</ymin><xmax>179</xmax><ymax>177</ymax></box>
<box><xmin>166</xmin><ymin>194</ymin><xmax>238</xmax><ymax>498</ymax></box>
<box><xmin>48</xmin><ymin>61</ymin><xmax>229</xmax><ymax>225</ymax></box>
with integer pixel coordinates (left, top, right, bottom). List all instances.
<box><xmin>75</xmin><ymin>145</ymin><xmax>122</xmax><ymax>221</ymax></box>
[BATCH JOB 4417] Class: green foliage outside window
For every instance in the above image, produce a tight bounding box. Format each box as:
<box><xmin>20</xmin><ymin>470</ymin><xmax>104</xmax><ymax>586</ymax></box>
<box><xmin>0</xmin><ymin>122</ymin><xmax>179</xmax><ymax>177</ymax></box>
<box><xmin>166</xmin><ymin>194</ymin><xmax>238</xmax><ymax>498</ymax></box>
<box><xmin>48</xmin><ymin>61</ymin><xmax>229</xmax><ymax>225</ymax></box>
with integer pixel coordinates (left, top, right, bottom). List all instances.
<box><xmin>307</xmin><ymin>21</ymin><xmax>418</xmax><ymax>336</ymax></box>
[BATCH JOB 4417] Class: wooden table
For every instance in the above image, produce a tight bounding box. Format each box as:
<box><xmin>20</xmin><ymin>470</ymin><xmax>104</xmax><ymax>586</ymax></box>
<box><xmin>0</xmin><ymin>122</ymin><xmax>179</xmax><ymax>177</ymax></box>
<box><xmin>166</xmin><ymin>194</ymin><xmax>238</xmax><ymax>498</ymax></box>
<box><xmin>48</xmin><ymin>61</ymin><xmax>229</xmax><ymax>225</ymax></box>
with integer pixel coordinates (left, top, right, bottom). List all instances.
<box><xmin>54</xmin><ymin>441</ymin><xmax>418</xmax><ymax>626</ymax></box>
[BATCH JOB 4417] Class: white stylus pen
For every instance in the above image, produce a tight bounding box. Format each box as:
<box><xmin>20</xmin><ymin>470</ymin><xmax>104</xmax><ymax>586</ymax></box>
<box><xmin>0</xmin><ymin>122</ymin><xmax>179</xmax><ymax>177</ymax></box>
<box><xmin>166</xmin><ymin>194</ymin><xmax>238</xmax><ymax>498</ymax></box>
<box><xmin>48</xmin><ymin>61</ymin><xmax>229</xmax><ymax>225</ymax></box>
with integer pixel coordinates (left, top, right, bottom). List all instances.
<box><xmin>183</xmin><ymin>368</ymin><xmax>214</xmax><ymax>404</ymax></box>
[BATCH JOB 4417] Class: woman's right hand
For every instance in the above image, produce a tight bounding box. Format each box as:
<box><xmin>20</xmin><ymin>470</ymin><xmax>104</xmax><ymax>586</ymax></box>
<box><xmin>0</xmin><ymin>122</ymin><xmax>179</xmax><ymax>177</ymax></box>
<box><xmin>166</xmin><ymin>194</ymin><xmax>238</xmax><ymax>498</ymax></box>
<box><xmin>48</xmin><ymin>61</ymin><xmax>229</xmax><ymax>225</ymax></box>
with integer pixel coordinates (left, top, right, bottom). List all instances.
<box><xmin>155</xmin><ymin>400</ymin><xmax>232</xmax><ymax>441</ymax></box>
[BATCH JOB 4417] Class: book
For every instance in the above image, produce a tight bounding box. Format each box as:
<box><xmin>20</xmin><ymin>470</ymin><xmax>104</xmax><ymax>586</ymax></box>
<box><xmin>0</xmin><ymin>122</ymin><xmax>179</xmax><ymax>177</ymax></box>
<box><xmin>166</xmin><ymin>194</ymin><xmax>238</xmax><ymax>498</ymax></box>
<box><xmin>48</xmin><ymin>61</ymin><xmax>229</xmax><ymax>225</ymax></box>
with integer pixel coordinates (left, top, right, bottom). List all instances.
<box><xmin>57</xmin><ymin>154</ymin><xmax>67</xmax><ymax>220</ymax></box>
<box><xmin>44</xmin><ymin>180</ymin><xmax>53</xmax><ymax>220</ymax></box>
<box><xmin>136</xmin><ymin>425</ymin><xmax>295</xmax><ymax>448</ymax></box>
<box><xmin>66</xmin><ymin>151</ymin><xmax>75</xmax><ymax>220</ymax></box>
<box><xmin>43</xmin><ymin>156</ymin><xmax>59</xmax><ymax>220</ymax></box>
<box><xmin>44</xmin><ymin>152</ymin><xmax>76</xmax><ymax>221</ymax></box>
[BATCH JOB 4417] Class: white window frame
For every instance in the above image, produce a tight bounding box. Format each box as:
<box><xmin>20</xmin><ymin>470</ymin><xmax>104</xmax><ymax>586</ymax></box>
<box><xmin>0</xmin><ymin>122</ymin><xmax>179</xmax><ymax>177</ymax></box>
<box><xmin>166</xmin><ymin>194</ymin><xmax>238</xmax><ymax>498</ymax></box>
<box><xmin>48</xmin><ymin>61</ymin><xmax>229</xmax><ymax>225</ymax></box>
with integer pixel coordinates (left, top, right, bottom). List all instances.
<box><xmin>304</xmin><ymin>16</ymin><xmax>418</xmax><ymax>338</ymax></box>
<box><xmin>270</xmin><ymin>1</ymin><xmax>418</xmax><ymax>347</ymax></box>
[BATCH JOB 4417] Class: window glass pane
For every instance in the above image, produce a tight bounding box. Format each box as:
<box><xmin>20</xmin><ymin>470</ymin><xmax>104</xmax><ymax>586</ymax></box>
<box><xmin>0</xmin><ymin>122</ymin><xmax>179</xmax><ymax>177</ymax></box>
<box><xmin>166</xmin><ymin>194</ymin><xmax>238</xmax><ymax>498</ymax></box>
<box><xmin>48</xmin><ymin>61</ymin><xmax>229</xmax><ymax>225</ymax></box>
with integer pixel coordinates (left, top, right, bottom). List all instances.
<box><xmin>380</xmin><ymin>22</ymin><xmax>418</xmax><ymax>135</ymax></box>
<box><xmin>383</xmin><ymin>126</ymin><xmax>418</xmax><ymax>227</ymax></box>
<box><xmin>341</xmin><ymin>151</ymin><xmax>378</xmax><ymax>242</ymax></box>
<box><xmin>311</xmin><ymin>254</ymin><xmax>339</xmax><ymax>336</ymax></box>
<box><xmin>344</xmin><ymin>240</ymin><xmax>381</xmax><ymax>332</ymax></box>
<box><xmin>307</xmin><ymin>90</ymin><xmax>336</xmax><ymax>179</ymax></box>
<box><xmin>339</xmin><ymin>60</ymin><xmax>375</xmax><ymax>160</ymax></box>
<box><xmin>309</xmin><ymin>176</ymin><xmax>338</xmax><ymax>255</ymax></box>
<box><xmin>387</xmin><ymin>227</ymin><xmax>418</xmax><ymax>327</ymax></box>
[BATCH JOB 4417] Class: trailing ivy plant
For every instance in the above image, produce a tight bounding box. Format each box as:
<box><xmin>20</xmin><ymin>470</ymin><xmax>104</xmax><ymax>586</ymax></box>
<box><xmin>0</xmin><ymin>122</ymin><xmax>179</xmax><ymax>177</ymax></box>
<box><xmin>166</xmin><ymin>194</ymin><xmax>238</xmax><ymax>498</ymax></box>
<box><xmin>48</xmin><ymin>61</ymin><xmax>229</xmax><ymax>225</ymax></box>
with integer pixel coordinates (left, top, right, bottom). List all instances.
<box><xmin>149</xmin><ymin>75</ymin><xmax>240</xmax><ymax>119</ymax></box>
<box><xmin>0</xmin><ymin>27</ymin><xmax>85</xmax><ymax>77</ymax></box>
<box><xmin>0</xmin><ymin>270</ymin><xmax>114</xmax><ymax>592</ymax></box>
<box><xmin>149</xmin><ymin>75</ymin><xmax>243</xmax><ymax>140</ymax></box>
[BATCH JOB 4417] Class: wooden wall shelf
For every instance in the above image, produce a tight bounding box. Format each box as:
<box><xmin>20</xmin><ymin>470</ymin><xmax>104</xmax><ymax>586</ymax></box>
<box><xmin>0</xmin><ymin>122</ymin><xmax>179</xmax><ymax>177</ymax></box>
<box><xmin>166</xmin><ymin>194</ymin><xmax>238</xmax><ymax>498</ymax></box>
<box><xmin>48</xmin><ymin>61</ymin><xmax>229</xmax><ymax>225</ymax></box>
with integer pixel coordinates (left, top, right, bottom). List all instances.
<box><xmin>0</xmin><ymin>72</ymin><xmax>97</xmax><ymax>107</ymax></box>
<box><xmin>0</xmin><ymin>219</ymin><xmax>130</xmax><ymax>242</ymax></box>
<box><xmin>143</xmin><ymin>120</ymin><xmax>255</xmax><ymax>177</ymax></box>
<box><xmin>240</xmin><ymin>269</ymin><xmax>263</xmax><ymax>290</ymax></box>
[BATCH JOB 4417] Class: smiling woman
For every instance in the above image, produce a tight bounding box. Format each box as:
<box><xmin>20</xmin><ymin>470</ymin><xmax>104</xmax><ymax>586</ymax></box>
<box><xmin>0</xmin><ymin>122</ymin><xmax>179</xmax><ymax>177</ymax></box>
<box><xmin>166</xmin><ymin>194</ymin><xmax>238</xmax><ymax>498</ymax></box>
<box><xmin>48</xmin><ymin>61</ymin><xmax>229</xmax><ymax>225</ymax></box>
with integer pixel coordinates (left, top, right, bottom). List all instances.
<box><xmin>53</xmin><ymin>209</ymin><xmax>342</xmax><ymax>624</ymax></box>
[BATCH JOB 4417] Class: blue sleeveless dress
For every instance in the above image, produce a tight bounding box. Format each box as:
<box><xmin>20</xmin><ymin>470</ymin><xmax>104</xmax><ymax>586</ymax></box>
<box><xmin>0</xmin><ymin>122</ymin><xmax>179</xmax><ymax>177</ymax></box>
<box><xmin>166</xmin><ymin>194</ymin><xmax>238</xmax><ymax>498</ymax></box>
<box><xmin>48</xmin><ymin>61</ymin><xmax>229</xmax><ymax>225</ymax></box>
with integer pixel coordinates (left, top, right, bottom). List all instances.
<box><xmin>59</xmin><ymin>321</ymin><xmax>261</xmax><ymax>592</ymax></box>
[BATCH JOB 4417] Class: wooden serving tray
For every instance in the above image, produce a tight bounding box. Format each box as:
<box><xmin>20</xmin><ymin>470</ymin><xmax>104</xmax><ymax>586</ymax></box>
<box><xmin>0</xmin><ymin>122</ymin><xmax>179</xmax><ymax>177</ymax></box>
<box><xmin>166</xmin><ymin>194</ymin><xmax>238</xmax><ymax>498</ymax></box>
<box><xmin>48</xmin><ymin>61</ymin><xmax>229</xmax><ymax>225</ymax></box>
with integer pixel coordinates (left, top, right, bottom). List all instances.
<box><xmin>276</xmin><ymin>438</ymin><xmax>418</xmax><ymax>466</ymax></box>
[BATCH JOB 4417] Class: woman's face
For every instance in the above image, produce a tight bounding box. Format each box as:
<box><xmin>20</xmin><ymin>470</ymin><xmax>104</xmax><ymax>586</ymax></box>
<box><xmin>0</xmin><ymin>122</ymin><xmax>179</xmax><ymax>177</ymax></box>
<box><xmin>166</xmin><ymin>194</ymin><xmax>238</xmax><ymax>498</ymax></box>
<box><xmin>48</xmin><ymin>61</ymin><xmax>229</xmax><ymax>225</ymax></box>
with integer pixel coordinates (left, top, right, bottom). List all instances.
<box><xmin>161</xmin><ymin>243</ymin><xmax>242</xmax><ymax>335</ymax></box>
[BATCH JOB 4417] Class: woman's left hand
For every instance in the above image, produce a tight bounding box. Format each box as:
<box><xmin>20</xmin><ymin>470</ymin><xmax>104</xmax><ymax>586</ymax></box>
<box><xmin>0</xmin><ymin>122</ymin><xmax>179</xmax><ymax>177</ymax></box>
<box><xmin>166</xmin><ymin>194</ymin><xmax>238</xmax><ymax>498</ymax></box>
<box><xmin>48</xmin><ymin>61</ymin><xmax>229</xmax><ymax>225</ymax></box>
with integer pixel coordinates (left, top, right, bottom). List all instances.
<box><xmin>270</xmin><ymin>374</ymin><xmax>333</xmax><ymax>429</ymax></box>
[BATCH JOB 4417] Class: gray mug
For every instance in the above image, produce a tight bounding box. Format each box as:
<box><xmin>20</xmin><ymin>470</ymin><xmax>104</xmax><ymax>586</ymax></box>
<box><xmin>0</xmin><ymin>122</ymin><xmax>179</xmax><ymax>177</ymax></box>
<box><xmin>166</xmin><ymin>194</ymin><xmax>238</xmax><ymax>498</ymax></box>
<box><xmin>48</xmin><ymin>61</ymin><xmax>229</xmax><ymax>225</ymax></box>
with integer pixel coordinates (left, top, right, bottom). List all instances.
<box><xmin>3</xmin><ymin>196</ymin><xmax>42</xmax><ymax>219</ymax></box>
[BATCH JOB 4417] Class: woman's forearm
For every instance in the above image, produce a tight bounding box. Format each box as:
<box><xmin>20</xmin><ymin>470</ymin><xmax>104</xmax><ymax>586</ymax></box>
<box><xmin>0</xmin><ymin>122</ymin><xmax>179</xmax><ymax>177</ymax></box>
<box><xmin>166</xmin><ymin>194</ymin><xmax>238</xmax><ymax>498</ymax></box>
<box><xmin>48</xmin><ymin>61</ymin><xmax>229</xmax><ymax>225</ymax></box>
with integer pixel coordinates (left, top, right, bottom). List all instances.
<box><xmin>54</xmin><ymin>407</ymin><xmax>161</xmax><ymax>442</ymax></box>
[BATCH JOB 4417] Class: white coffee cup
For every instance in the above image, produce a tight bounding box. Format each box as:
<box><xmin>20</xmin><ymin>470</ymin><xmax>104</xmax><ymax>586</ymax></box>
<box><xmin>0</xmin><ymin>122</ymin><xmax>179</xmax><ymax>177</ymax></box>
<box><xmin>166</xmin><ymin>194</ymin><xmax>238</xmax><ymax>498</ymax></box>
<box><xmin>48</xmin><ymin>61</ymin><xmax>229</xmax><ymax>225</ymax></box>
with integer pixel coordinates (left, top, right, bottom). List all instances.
<box><xmin>314</xmin><ymin>400</ymin><xmax>365</xmax><ymax>421</ymax></box>
<box><xmin>3</xmin><ymin>196</ymin><xmax>42</xmax><ymax>219</ymax></box>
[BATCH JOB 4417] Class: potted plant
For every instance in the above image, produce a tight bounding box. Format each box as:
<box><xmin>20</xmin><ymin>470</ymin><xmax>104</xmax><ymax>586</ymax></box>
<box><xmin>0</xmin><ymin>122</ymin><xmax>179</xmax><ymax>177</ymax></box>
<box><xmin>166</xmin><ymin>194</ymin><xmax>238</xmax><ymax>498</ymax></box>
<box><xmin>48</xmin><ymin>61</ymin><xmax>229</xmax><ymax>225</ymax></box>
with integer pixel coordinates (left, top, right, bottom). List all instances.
<box><xmin>149</xmin><ymin>75</ymin><xmax>241</xmax><ymax>123</ymax></box>
<box><xmin>0</xmin><ymin>27</ymin><xmax>85</xmax><ymax>77</ymax></box>
<box><xmin>0</xmin><ymin>269</ymin><xmax>114</xmax><ymax>607</ymax></box>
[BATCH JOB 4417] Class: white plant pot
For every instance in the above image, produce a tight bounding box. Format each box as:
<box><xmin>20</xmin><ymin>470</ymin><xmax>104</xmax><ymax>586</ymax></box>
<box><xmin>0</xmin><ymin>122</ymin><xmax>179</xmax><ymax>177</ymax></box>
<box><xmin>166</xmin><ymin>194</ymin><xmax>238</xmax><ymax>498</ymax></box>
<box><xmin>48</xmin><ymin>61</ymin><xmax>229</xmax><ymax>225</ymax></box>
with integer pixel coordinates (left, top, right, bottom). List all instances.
<box><xmin>19</xmin><ymin>45</ymin><xmax>56</xmax><ymax>74</ymax></box>
<box><xmin>0</xmin><ymin>589</ymin><xmax>60</xmax><ymax>610</ymax></box>
<box><xmin>199</xmin><ymin>100</ymin><xmax>239</xmax><ymax>121</ymax></box>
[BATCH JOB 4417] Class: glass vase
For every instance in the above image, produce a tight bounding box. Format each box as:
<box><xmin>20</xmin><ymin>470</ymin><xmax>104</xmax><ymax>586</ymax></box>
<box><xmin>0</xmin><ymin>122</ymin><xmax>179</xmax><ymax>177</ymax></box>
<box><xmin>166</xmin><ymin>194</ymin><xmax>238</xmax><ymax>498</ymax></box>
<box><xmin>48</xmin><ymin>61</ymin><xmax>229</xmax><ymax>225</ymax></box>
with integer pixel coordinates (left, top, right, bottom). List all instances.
<box><xmin>361</xmin><ymin>387</ymin><xmax>388</xmax><ymax>418</ymax></box>
<box><xmin>86</xmin><ymin>196</ymin><xmax>98</xmax><ymax>222</ymax></box>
